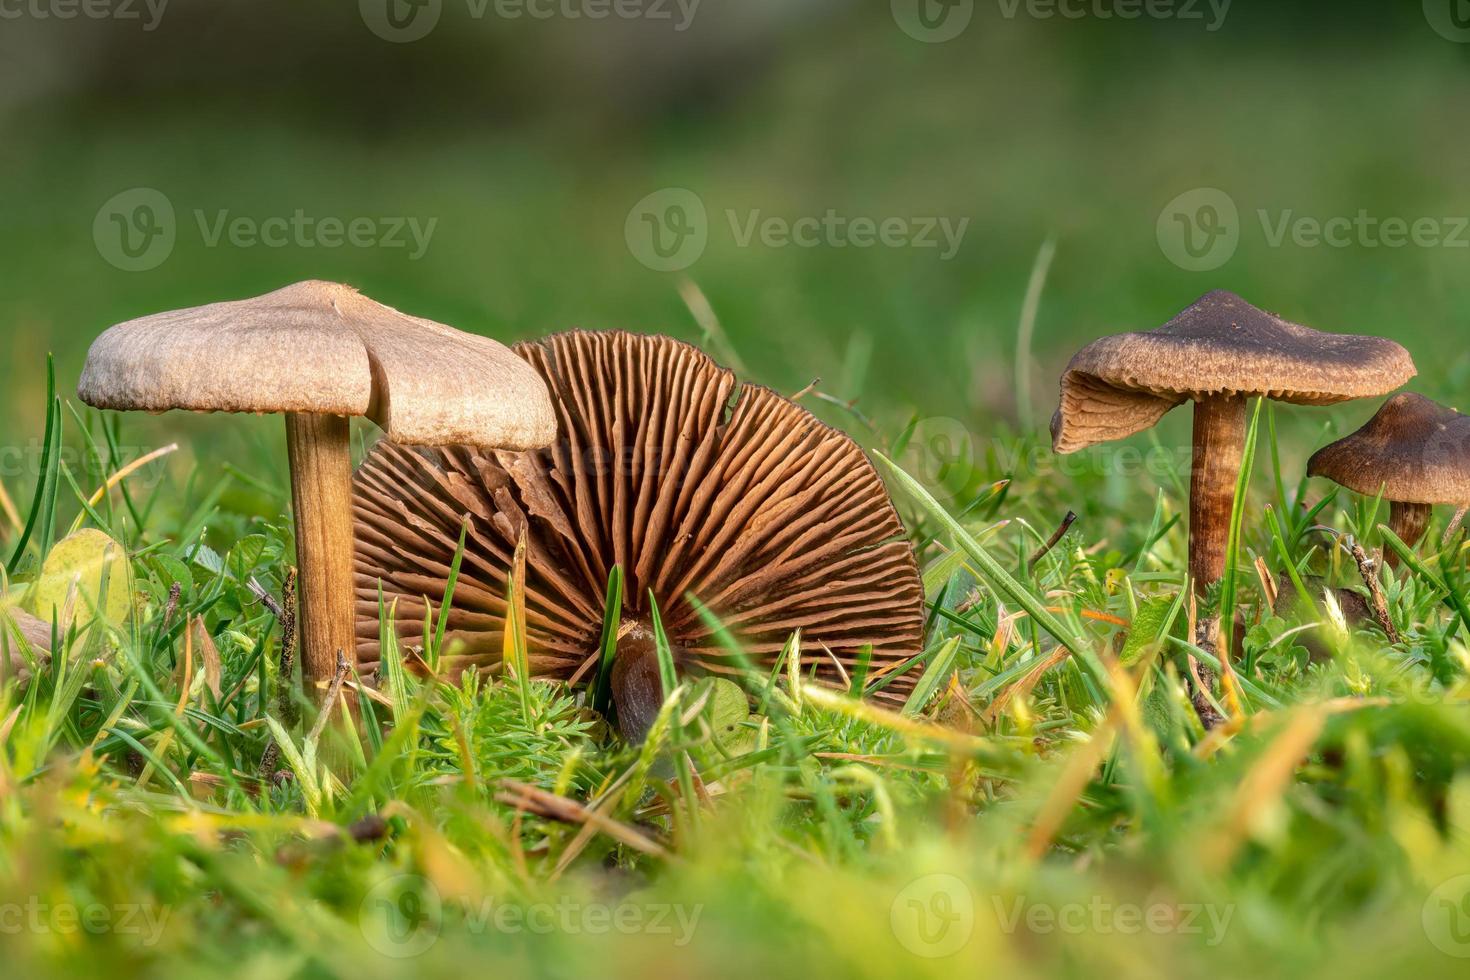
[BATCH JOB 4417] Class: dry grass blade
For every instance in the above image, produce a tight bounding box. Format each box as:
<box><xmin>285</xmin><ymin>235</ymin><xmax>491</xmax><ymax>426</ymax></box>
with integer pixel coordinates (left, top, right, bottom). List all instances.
<box><xmin>494</xmin><ymin>780</ymin><xmax>669</xmax><ymax>870</ymax></box>
<box><xmin>1024</xmin><ymin>719</ymin><xmax>1117</xmax><ymax>861</ymax></box>
<box><xmin>1199</xmin><ymin>707</ymin><xmax>1326</xmax><ymax>873</ymax></box>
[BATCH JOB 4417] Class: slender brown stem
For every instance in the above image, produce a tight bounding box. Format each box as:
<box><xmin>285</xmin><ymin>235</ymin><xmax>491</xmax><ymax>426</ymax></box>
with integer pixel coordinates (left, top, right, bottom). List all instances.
<box><xmin>1028</xmin><ymin>510</ymin><xmax>1078</xmax><ymax>567</ymax></box>
<box><xmin>285</xmin><ymin>413</ymin><xmax>357</xmax><ymax>695</ymax></box>
<box><xmin>1345</xmin><ymin>538</ymin><xmax>1399</xmax><ymax>644</ymax></box>
<box><xmin>1443</xmin><ymin>505</ymin><xmax>1468</xmax><ymax>549</ymax></box>
<box><xmin>1386</xmin><ymin>500</ymin><xmax>1432</xmax><ymax>569</ymax></box>
<box><xmin>1189</xmin><ymin>395</ymin><xmax>1247</xmax><ymax>597</ymax></box>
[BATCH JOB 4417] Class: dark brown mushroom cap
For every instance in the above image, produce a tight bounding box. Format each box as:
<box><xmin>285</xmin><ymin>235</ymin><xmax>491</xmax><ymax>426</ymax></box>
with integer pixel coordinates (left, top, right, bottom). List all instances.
<box><xmin>1051</xmin><ymin>290</ymin><xmax>1417</xmax><ymax>454</ymax></box>
<box><xmin>1307</xmin><ymin>393</ymin><xmax>1470</xmax><ymax>505</ymax></box>
<box><xmin>351</xmin><ymin>330</ymin><xmax>926</xmax><ymax>703</ymax></box>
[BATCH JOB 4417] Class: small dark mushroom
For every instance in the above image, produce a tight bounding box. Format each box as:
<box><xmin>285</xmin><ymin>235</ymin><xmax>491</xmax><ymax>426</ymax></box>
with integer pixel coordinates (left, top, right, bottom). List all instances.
<box><xmin>352</xmin><ymin>331</ymin><xmax>926</xmax><ymax>740</ymax></box>
<box><xmin>1307</xmin><ymin>393</ymin><xmax>1470</xmax><ymax>567</ymax></box>
<box><xmin>1272</xmin><ymin>573</ymin><xmax>1372</xmax><ymax>663</ymax></box>
<box><xmin>1052</xmin><ymin>290</ymin><xmax>1415</xmax><ymax>596</ymax></box>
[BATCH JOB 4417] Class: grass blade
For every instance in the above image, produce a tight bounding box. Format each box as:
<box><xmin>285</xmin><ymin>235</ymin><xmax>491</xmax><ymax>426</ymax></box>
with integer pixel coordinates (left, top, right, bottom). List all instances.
<box><xmin>7</xmin><ymin>356</ymin><xmax>61</xmax><ymax>572</ymax></box>
<box><xmin>874</xmin><ymin>452</ymin><xmax>1104</xmax><ymax>683</ymax></box>
<box><xmin>592</xmin><ymin>565</ymin><xmax>624</xmax><ymax>716</ymax></box>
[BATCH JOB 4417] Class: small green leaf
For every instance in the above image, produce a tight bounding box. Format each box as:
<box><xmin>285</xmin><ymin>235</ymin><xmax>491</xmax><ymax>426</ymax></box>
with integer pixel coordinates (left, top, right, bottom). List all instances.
<box><xmin>1119</xmin><ymin>595</ymin><xmax>1177</xmax><ymax>668</ymax></box>
<box><xmin>25</xmin><ymin>529</ymin><xmax>132</xmax><ymax>647</ymax></box>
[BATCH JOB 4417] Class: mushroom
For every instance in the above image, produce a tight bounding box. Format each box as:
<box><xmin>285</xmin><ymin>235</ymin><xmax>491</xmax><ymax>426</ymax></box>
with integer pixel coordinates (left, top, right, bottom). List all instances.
<box><xmin>1306</xmin><ymin>393</ymin><xmax>1470</xmax><ymax>567</ymax></box>
<box><xmin>2</xmin><ymin>606</ymin><xmax>51</xmax><ymax>683</ymax></box>
<box><xmin>79</xmin><ymin>281</ymin><xmax>556</xmax><ymax>692</ymax></box>
<box><xmin>1052</xmin><ymin>290</ymin><xmax>1415</xmax><ymax>596</ymax></box>
<box><xmin>352</xmin><ymin>330</ymin><xmax>926</xmax><ymax>740</ymax></box>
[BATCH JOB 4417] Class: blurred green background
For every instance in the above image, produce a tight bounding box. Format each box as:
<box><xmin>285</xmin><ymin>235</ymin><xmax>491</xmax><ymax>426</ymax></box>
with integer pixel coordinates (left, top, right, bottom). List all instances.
<box><xmin>2</xmin><ymin>0</ymin><xmax>1468</xmax><ymax>513</ymax></box>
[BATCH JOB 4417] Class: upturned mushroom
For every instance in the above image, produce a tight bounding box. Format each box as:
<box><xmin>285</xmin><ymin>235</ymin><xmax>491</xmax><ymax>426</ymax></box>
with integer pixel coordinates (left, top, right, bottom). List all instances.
<box><xmin>352</xmin><ymin>330</ymin><xmax>926</xmax><ymax>740</ymax></box>
<box><xmin>1307</xmin><ymin>393</ymin><xmax>1470</xmax><ymax>567</ymax></box>
<box><xmin>1051</xmin><ymin>290</ymin><xmax>1415</xmax><ymax>597</ymax></box>
<box><xmin>79</xmin><ymin>281</ymin><xmax>556</xmax><ymax>693</ymax></box>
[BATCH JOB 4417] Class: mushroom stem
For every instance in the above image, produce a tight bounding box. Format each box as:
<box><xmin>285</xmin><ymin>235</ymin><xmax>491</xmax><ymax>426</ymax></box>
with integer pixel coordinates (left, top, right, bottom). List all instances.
<box><xmin>285</xmin><ymin>412</ymin><xmax>357</xmax><ymax>697</ymax></box>
<box><xmin>1189</xmin><ymin>395</ymin><xmax>1247</xmax><ymax>596</ymax></box>
<box><xmin>609</xmin><ymin>619</ymin><xmax>677</xmax><ymax>744</ymax></box>
<box><xmin>1386</xmin><ymin>500</ymin><xmax>1433</xmax><ymax>568</ymax></box>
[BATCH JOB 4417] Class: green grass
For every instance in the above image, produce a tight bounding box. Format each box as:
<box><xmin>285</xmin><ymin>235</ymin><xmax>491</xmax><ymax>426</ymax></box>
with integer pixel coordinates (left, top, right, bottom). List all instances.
<box><xmin>1</xmin><ymin>367</ymin><xmax>1469</xmax><ymax>979</ymax></box>
<box><xmin>4</xmin><ymin>10</ymin><xmax>1470</xmax><ymax>975</ymax></box>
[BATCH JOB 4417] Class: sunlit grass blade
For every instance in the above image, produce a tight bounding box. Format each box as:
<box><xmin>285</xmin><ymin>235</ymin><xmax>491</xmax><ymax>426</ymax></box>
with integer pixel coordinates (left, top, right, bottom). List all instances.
<box><xmin>648</xmin><ymin>592</ymin><xmax>676</xmax><ymax>700</ymax></box>
<box><xmin>902</xmin><ymin>635</ymin><xmax>960</xmax><ymax>716</ymax></box>
<box><xmin>1218</xmin><ymin>397</ymin><xmax>1264</xmax><ymax>697</ymax></box>
<box><xmin>430</xmin><ymin>519</ymin><xmax>469</xmax><ymax>671</ymax></box>
<box><xmin>592</xmin><ymin>565</ymin><xmax>624</xmax><ymax>716</ymax></box>
<box><xmin>874</xmin><ymin>452</ymin><xmax>1103</xmax><ymax>683</ymax></box>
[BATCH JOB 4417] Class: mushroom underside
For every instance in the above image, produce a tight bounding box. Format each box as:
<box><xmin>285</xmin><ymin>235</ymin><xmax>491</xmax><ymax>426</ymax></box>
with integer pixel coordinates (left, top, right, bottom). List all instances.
<box><xmin>352</xmin><ymin>331</ymin><xmax>927</xmax><ymax>704</ymax></box>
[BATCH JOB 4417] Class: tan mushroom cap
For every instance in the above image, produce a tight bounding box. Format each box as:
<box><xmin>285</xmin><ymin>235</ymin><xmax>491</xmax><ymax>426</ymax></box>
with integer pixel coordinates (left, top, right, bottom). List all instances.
<box><xmin>1052</xmin><ymin>290</ymin><xmax>1417</xmax><ymax>454</ymax></box>
<box><xmin>352</xmin><ymin>330</ymin><xmax>927</xmax><ymax>704</ymax></box>
<box><xmin>78</xmin><ymin>280</ymin><xmax>556</xmax><ymax>450</ymax></box>
<box><xmin>1307</xmin><ymin>393</ymin><xmax>1470</xmax><ymax>505</ymax></box>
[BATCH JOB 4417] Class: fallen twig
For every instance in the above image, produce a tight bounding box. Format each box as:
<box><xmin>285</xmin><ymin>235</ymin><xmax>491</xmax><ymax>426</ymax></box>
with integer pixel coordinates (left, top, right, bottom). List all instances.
<box><xmin>1028</xmin><ymin>511</ymin><xmax>1078</xmax><ymax>567</ymax></box>
<box><xmin>304</xmin><ymin>650</ymin><xmax>350</xmax><ymax>748</ymax></box>
<box><xmin>497</xmin><ymin>779</ymin><xmax>669</xmax><ymax>859</ymax></box>
<box><xmin>1345</xmin><ymin>537</ymin><xmax>1399</xmax><ymax>644</ymax></box>
<box><xmin>1444</xmin><ymin>505</ymin><xmax>1468</xmax><ymax>549</ymax></box>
